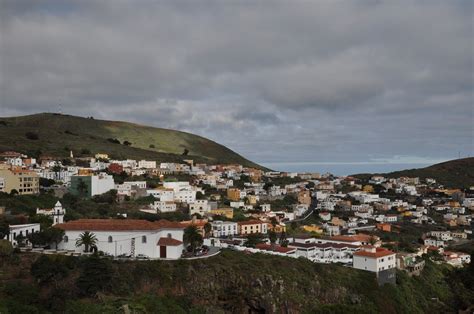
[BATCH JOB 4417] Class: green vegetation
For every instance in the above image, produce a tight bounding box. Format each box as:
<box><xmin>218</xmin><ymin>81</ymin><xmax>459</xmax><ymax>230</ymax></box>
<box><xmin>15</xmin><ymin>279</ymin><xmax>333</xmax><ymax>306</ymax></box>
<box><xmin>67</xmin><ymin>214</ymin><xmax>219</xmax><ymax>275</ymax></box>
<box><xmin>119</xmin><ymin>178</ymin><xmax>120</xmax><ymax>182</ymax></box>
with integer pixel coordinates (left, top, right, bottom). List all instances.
<box><xmin>0</xmin><ymin>250</ymin><xmax>472</xmax><ymax>313</ymax></box>
<box><xmin>0</xmin><ymin>113</ymin><xmax>265</xmax><ymax>169</ymax></box>
<box><xmin>353</xmin><ymin>157</ymin><xmax>474</xmax><ymax>188</ymax></box>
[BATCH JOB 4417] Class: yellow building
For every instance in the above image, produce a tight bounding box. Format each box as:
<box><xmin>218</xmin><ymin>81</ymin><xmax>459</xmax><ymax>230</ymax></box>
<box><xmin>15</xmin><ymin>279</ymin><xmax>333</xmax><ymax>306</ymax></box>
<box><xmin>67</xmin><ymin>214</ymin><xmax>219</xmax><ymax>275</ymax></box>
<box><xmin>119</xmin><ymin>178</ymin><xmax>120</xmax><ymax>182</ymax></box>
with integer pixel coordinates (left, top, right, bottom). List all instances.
<box><xmin>210</xmin><ymin>208</ymin><xmax>234</xmax><ymax>219</ymax></box>
<box><xmin>362</xmin><ymin>185</ymin><xmax>374</xmax><ymax>193</ymax></box>
<box><xmin>95</xmin><ymin>153</ymin><xmax>109</xmax><ymax>160</ymax></box>
<box><xmin>0</xmin><ymin>167</ymin><xmax>39</xmax><ymax>195</ymax></box>
<box><xmin>268</xmin><ymin>223</ymin><xmax>286</xmax><ymax>233</ymax></box>
<box><xmin>227</xmin><ymin>188</ymin><xmax>241</xmax><ymax>202</ymax></box>
<box><xmin>238</xmin><ymin>220</ymin><xmax>268</xmax><ymax>235</ymax></box>
<box><xmin>298</xmin><ymin>190</ymin><xmax>312</xmax><ymax>205</ymax></box>
<box><xmin>302</xmin><ymin>224</ymin><xmax>323</xmax><ymax>234</ymax></box>
<box><xmin>247</xmin><ymin>195</ymin><xmax>258</xmax><ymax>205</ymax></box>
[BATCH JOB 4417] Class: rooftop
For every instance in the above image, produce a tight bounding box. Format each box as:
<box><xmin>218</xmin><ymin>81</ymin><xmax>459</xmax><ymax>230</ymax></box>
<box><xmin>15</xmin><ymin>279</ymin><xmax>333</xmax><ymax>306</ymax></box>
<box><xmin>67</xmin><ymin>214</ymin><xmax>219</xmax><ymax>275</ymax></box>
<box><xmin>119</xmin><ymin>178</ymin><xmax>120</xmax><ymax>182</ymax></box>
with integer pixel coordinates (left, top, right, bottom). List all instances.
<box><xmin>55</xmin><ymin>219</ymin><xmax>184</xmax><ymax>231</ymax></box>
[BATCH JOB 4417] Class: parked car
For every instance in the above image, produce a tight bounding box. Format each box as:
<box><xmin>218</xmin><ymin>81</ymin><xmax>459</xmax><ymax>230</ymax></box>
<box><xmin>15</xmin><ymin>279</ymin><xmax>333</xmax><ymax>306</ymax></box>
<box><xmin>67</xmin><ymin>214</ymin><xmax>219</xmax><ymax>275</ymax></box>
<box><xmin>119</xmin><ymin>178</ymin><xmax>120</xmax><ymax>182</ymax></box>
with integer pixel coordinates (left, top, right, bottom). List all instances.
<box><xmin>136</xmin><ymin>254</ymin><xmax>149</xmax><ymax>260</ymax></box>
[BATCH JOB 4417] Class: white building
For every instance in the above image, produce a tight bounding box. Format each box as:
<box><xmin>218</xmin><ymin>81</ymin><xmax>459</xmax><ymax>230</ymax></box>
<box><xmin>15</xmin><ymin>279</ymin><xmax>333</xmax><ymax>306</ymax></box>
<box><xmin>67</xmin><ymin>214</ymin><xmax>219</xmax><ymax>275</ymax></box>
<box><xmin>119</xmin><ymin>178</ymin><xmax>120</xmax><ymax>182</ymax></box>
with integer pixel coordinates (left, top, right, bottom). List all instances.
<box><xmin>260</xmin><ymin>204</ymin><xmax>271</xmax><ymax>212</ymax></box>
<box><xmin>36</xmin><ymin>201</ymin><xmax>66</xmax><ymax>225</ymax></box>
<box><xmin>70</xmin><ymin>173</ymin><xmax>115</xmax><ymax>197</ymax></box>
<box><xmin>189</xmin><ymin>200</ymin><xmax>211</xmax><ymax>217</ymax></box>
<box><xmin>150</xmin><ymin>201</ymin><xmax>177</xmax><ymax>213</ymax></box>
<box><xmin>353</xmin><ymin>246</ymin><xmax>396</xmax><ymax>272</ymax></box>
<box><xmin>146</xmin><ymin>188</ymin><xmax>174</xmax><ymax>201</ymax></box>
<box><xmin>211</xmin><ymin>221</ymin><xmax>238</xmax><ymax>237</ymax></box>
<box><xmin>138</xmin><ymin>160</ymin><xmax>157</xmax><ymax>169</ymax></box>
<box><xmin>8</xmin><ymin>223</ymin><xmax>41</xmax><ymax>247</ymax></box>
<box><xmin>56</xmin><ymin>219</ymin><xmax>185</xmax><ymax>259</ymax></box>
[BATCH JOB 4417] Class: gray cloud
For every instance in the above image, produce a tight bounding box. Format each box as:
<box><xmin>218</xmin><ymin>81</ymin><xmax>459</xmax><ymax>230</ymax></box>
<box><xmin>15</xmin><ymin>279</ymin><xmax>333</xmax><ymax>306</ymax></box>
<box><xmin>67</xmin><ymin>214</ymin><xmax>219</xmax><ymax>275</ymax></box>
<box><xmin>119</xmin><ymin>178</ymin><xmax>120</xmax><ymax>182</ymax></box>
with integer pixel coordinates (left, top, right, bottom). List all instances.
<box><xmin>0</xmin><ymin>0</ymin><xmax>472</xmax><ymax>167</ymax></box>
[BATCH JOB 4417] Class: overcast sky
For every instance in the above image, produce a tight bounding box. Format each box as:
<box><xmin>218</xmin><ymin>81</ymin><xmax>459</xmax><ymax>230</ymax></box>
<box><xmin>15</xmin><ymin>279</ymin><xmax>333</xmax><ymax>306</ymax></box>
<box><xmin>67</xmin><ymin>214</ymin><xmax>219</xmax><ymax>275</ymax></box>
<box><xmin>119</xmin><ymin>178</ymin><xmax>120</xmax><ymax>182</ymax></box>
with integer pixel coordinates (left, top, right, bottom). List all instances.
<box><xmin>1</xmin><ymin>1</ymin><xmax>472</xmax><ymax>170</ymax></box>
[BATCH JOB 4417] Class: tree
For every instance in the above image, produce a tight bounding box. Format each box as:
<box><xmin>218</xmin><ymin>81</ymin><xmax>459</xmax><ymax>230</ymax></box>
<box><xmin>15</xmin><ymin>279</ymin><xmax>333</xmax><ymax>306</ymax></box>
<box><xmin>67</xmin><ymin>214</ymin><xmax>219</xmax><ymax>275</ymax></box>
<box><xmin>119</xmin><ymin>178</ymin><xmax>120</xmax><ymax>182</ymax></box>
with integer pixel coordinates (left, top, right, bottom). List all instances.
<box><xmin>244</xmin><ymin>233</ymin><xmax>264</xmax><ymax>248</ymax></box>
<box><xmin>0</xmin><ymin>240</ymin><xmax>13</xmax><ymax>258</ymax></box>
<box><xmin>25</xmin><ymin>131</ymin><xmax>39</xmax><ymax>140</ymax></box>
<box><xmin>76</xmin><ymin>179</ymin><xmax>89</xmax><ymax>198</ymax></box>
<box><xmin>182</xmin><ymin>148</ymin><xmax>189</xmax><ymax>156</ymax></box>
<box><xmin>269</xmin><ymin>231</ymin><xmax>277</xmax><ymax>249</ymax></box>
<box><xmin>76</xmin><ymin>231</ymin><xmax>98</xmax><ymax>252</ymax></box>
<box><xmin>279</xmin><ymin>231</ymin><xmax>289</xmax><ymax>247</ymax></box>
<box><xmin>123</xmin><ymin>140</ymin><xmax>132</xmax><ymax>146</ymax></box>
<box><xmin>45</xmin><ymin>227</ymin><xmax>65</xmax><ymax>250</ymax></box>
<box><xmin>183</xmin><ymin>226</ymin><xmax>203</xmax><ymax>253</ymax></box>
<box><xmin>0</xmin><ymin>218</ymin><xmax>9</xmax><ymax>239</ymax></box>
<box><xmin>204</xmin><ymin>222</ymin><xmax>212</xmax><ymax>238</ymax></box>
<box><xmin>76</xmin><ymin>255</ymin><xmax>112</xmax><ymax>296</ymax></box>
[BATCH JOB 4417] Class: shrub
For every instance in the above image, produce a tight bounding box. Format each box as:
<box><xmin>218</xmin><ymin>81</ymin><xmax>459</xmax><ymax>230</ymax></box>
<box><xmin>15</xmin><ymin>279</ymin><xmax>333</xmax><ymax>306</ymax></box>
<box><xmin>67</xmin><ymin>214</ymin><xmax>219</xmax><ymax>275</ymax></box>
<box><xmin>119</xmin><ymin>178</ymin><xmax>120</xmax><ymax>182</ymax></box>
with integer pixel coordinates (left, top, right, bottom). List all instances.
<box><xmin>106</xmin><ymin>138</ymin><xmax>121</xmax><ymax>144</ymax></box>
<box><xmin>25</xmin><ymin>131</ymin><xmax>39</xmax><ymax>140</ymax></box>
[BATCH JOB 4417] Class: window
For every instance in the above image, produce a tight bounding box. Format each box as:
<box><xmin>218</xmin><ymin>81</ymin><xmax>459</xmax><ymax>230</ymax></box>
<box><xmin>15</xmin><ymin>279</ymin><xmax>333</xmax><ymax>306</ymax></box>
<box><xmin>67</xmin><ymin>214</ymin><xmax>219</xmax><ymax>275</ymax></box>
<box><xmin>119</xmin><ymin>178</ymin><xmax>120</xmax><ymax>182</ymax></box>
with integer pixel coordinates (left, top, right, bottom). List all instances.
<box><xmin>142</xmin><ymin>235</ymin><xmax>147</xmax><ymax>243</ymax></box>
<box><xmin>167</xmin><ymin>233</ymin><xmax>172</xmax><ymax>238</ymax></box>
<box><xmin>64</xmin><ymin>236</ymin><xmax>69</xmax><ymax>243</ymax></box>
<box><xmin>108</xmin><ymin>236</ymin><xmax>113</xmax><ymax>243</ymax></box>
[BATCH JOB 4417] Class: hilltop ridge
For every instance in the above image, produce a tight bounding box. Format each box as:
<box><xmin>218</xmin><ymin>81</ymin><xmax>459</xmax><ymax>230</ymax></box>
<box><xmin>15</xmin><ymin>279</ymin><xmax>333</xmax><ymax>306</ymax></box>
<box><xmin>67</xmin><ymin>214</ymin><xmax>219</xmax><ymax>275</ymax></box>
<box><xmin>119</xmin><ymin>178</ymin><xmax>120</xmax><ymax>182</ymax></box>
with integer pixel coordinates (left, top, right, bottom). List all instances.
<box><xmin>0</xmin><ymin>113</ymin><xmax>264</xmax><ymax>169</ymax></box>
<box><xmin>352</xmin><ymin>157</ymin><xmax>474</xmax><ymax>188</ymax></box>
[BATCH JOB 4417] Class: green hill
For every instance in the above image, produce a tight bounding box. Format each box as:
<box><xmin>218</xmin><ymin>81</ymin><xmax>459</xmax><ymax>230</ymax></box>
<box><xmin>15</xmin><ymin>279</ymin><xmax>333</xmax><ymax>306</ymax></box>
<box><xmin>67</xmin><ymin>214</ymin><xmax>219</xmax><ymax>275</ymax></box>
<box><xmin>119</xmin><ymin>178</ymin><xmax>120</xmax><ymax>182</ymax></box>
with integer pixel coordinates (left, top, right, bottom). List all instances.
<box><xmin>353</xmin><ymin>158</ymin><xmax>474</xmax><ymax>188</ymax></box>
<box><xmin>0</xmin><ymin>113</ymin><xmax>264</xmax><ymax>169</ymax></box>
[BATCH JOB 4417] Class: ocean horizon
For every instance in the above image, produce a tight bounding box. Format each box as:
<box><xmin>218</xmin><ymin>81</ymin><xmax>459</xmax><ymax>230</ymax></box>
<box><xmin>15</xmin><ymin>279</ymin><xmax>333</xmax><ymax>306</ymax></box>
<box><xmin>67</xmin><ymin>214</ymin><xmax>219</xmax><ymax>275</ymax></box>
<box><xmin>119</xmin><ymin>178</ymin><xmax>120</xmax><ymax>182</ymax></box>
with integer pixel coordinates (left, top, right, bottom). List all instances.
<box><xmin>258</xmin><ymin>162</ymin><xmax>435</xmax><ymax>177</ymax></box>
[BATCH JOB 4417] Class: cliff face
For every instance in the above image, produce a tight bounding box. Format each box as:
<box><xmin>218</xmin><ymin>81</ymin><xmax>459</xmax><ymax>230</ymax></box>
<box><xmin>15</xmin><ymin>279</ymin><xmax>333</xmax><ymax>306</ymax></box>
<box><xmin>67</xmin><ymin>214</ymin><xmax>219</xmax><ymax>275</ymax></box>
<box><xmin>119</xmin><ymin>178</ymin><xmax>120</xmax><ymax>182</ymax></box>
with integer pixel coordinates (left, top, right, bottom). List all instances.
<box><xmin>1</xmin><ymin>250</ymin><xmax>473</xmax><ymax>313</ymax></box>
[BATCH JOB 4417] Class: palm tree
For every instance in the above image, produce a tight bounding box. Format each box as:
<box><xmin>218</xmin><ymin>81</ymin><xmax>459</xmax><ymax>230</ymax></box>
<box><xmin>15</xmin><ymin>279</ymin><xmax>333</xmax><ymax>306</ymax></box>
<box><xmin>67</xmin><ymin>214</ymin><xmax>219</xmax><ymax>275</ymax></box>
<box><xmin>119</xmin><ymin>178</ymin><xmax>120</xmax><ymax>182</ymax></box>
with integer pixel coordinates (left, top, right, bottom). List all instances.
<box><xmin>183</xmin><ymin>226</ymin><xmax>203</xmax><ymax>253</ymax></box>
<box><xmin>204</xmin><ymin>222</ymin><xmax>212</xmax><ymax>238</ymax></box>
<box><xmin>76</xmin><ymin>231</ymin><xmax>98</xmax><ymax>252</ymax></box>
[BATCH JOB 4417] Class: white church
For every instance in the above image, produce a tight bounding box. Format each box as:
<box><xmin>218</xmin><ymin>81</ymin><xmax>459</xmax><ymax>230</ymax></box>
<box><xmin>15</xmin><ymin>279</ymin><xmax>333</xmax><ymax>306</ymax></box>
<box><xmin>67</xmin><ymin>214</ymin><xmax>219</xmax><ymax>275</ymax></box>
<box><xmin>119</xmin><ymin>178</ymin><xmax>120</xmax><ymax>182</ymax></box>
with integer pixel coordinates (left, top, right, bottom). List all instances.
<box><xmin>54</xmin><ymin>219</ymin><xmax>185</xmax><ymax>259</ymax></box>
<box><xmin>36</xmin><ymin>201</ymin><xmax>66</xmax><ymax>225</ymax></box>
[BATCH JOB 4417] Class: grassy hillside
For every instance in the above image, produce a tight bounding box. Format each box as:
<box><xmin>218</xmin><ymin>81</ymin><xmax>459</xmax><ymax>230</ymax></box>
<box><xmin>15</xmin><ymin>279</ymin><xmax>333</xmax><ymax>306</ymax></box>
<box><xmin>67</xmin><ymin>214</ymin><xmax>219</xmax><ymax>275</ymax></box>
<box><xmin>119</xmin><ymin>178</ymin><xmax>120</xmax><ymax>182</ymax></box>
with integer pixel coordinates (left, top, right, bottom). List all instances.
<box><xmin>0</xmin><ymin>113</ymin><xmax>264</xmax><ymax>169</ymax></box>
<box><xmin>0</xmin><ymin>250</ymin><xmax>473</xmax><ymax>313</ymax></box>
<box><xmin>353</xmin><ymin>158</ymin><xmax>474</xmax><ymax>188</ymax></box>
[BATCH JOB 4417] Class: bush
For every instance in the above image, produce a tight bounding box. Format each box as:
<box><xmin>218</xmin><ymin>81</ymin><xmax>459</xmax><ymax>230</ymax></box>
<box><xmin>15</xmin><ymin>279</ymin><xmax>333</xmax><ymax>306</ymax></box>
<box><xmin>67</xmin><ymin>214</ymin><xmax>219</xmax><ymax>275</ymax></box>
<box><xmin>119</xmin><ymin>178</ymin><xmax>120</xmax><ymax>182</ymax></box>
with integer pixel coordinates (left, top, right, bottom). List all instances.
<box><xmin>106</xmin><ymin>138</ymin><xmax>121</xmax><ymax>144</ymax></box>
<box><xmin>76</xmin><ymin>255</ymin><xmax>113</xmax><ymax>296</ymax></box>
<box><xmin>25</xmin><ymin>131</ymin><xmax>39</xmax><ymax>140</ymax></box>
<box><xmin>80</xmin><ymin>148</ymin><xmax>91</xmax><ymax>155</ymax></box>
<box><xmin>123</xmin><ymin>140</ymin><xmax>132</xmax><ymax>146</ymax></box>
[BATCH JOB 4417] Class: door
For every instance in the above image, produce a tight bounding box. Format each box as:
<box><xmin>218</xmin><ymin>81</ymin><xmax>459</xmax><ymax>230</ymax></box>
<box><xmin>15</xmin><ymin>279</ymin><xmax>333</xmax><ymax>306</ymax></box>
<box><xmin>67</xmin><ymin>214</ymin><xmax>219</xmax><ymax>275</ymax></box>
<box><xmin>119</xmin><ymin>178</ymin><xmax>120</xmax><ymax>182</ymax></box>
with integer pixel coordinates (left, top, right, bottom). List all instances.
<box><xmin>160</xmin><ymin>245</ymin><xmax>167</xmax><ymax>258</ymax></box>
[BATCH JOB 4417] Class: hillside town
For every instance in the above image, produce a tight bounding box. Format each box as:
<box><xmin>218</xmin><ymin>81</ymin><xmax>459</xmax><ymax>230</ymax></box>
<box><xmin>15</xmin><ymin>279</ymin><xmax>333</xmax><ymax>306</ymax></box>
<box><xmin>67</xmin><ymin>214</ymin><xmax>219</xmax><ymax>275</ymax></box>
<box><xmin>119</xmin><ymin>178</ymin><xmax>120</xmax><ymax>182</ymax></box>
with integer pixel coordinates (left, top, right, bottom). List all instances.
<box><xmin>0</xmin><ymin>150</ymin><xmax>472</xmax><ymax>285</ymax></box>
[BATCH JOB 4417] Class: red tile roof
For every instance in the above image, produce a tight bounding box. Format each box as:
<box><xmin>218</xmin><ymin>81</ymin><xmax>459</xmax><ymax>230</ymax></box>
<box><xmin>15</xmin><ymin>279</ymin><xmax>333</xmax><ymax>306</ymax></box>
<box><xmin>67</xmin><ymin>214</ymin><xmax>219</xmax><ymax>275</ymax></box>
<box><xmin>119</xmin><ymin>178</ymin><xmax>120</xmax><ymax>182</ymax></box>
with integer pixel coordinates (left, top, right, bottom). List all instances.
<box><xmin>255</xmin><ymin>243</ymin><xmax>296</xmax><ymax>254</ymax></box>
<box><xmin>55</xmin><ymin>219</ymin><xmax>184</xmax><ymax>231</ymax></box>
<box><xmin>157</xmin><ymin>237</ymin><xmax>183</xmax><ymax>246</ymax></box>
<box><xmin>353</xmin><ymin>247</ymin><xmax>395</xmax><ymax>258</ymax></box>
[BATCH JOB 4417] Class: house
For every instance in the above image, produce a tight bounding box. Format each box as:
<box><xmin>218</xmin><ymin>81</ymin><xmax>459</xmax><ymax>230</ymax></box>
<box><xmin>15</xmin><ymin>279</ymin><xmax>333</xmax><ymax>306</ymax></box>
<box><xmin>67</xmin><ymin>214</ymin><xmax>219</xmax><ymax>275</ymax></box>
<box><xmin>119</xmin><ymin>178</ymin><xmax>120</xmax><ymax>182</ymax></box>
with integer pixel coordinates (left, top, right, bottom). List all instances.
<box><xmin>147</xmin><ymin>187</ymin><xmax>174</xmax><ymax>201</ymax></box>
<box><xmin>353</xmin><ymin>246</ymin><xmax>396</xmax><ymax>273</ymax></box>
<box><xmin>70</xmin><ymin>173</ymin><xmax>115</xmax><ymax>197</ymax></box>
<box><xmin>227</xmin><ymin>188</ymin><xmax>241</xmax><ymax>201</ymax></box>
<box><xmin>36</xmin><ymin>201</ymin><xmax>66</xmax><ymax>225</ymax></box>
<box><xmin>424</xmin><ymin>238</ymin><xmax>445</xmax><ymax>248</ymax></box>
<box><xmin>138</xmin><ymin>160</ymin><xmax>157</xmax><ymax>169</ymax></box>
<box><xmin>8</xmin><ymin>223</ymin><xmax>41</xmax><ymax>247</ymax></box>
<box><xmin>211</xmin><ymin>221</ymin><xmax>238</xmax><ymax>237</ymax></box>
<box><xmin>210</xmin><ymin>208</ymin><xmax>234</xmax><ymax>219</ymax></box>
<box><xmin>55</xmin><ymin>219</ymin><xmax>185</xmax><ymax>259</ymax></box>
<box><xmin>150</xmin><ymin>201</ymin><xmax>177</xmax><ymax>213</ymax></box>
<box><xmin>302</xmin><ymin>224</ymin><xmax>323</xmax><ymax>234</ymax></box>
<box><xmin>260</xmin><ymin>204</ymin><xmax>271</xmax><ymax>212</ymax></box>
<box><xmin>319</xmin><ymin>212</ymin><xmax>331</xmax><ymax>221</ymax></box>
<box><xmin>238</xmin><ymin>220</ymin><xmax>268</xmax><ymax>235</ymax></box>
<box><xmin>298</xmin><ymin>190</ymin><xmax>312</xmax><ymax>205</ymax></box>
<box><xmin>189</xmin><ymin>200</ymin><xmax>211</xmax><ymax>217</ymax></box>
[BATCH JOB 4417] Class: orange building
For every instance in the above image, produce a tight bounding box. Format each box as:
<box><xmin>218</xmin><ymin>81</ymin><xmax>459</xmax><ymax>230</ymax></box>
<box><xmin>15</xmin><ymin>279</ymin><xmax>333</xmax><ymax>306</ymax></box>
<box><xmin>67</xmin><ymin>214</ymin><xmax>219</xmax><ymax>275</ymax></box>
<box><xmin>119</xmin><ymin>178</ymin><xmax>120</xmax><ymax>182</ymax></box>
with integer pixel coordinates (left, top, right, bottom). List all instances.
<box><xmin>227</xmin><ymin>188</ymin><xmax>241</xmax><ymax>202</ymax></box>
